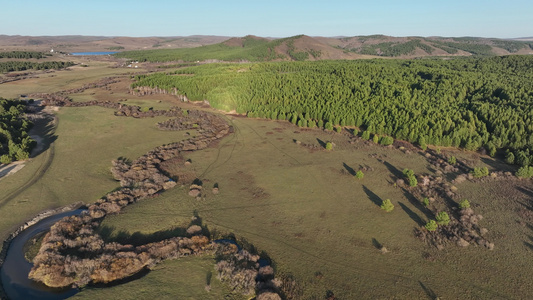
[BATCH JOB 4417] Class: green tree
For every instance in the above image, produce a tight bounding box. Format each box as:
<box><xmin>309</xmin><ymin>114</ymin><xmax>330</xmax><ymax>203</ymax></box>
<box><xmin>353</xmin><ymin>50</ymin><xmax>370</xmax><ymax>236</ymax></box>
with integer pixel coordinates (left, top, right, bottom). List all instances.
<box><xmin>459</xmin><ymin>199</ymin><xmax>470</xmax><ymax>209</ymax></box>
<box><xmin>362</xmin><ymin>131</ymin><xmax>371</xmax><ymax>140</ymax></box>
<box><xmin>418</xmin><ymin>136</ymin><xmax>427</xmax><ymax>150</ymax></box>
<box><xmin>0</xmin><ymin>154</ymin><xmax>11</xmax><ymax>164</ymax></box>
<box><xmin>516</xmin><ymin>166</ymin><xmax>533</xmax><ymax>178</ymax></box>
<box><xmin>325</xmin><ymin>142</ymin><xmax>333</xmax><ymax>150</ymax></box>
<box><xmin>372</xmin><ymin>134</ymin><xmax>379</xmax><ymax>144</ymax></box>
<box><xmin>380</xmin><ymin>199</ymin><xmax>394</xmax><ymax>212</ymax></box>
<box><xmin>422</xmin><ymin>197</ymin><xmax>430</xmax><ymax>207</ymax></box>
<box><xmin>505</xmin><ymin>151</ymin><xmax>515</xmax><ymax>164</ymax></box>
<box><xmin>448</xmin><ymin>156</ymin><xmax>456</xmax><ymax>165</ymax></box>
<box><xmin>435</xmin><ymin>212</ymin><xmax>450</xmax><ymax>225</ymax></box>
<box><xmin>471</xmin><ymin>167</ymin><xmax>489</xmax><ymax>178</ymax></box>
<box><xmin>355</xmin><ymin>170</ymin><xmax>364</xmax><ymax>180</ymax></box>
<box><xmin>425</xmin><ymin>220</ymin><xmax>438</xmax><ymax>231</ymax></box>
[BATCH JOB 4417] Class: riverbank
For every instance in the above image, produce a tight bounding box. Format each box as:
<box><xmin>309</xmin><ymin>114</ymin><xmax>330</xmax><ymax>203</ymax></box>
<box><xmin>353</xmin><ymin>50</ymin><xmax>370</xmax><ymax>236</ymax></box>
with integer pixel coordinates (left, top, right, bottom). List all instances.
<box><xmin>0</xmin><ymin>202</ymin><xmax>85</xmax><ymax>299</ymax></box>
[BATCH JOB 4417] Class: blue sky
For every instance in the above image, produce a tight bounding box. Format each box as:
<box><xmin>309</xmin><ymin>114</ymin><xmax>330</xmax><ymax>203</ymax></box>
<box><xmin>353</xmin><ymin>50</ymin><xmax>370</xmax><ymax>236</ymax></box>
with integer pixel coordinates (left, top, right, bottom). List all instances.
<box><xmin>1</xmin><ymin>0</ymin><xmax>531</xmax><ymax>38</ymax></box>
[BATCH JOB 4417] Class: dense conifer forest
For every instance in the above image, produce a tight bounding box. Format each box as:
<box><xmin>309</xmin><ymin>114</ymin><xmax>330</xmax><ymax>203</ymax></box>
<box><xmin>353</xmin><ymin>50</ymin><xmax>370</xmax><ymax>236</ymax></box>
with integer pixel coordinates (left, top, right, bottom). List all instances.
<box><xmin>0</xmin><ymin>51</ymin><xmax>48</xmax><ymax>59</ymax></box>
<box><xmin>131</xmin><ymin>55</ymin><xmax>533</xmax><ymax>165</ymax></box>
<box><xmin>0</xmin><ymin>99</ymin><xmax>35</xmax><ymax>164</ymax></box>
<box><xmin>0</xmin><ymin>61</ymin><xmax>74</xmax><ymax>73</ymax></box>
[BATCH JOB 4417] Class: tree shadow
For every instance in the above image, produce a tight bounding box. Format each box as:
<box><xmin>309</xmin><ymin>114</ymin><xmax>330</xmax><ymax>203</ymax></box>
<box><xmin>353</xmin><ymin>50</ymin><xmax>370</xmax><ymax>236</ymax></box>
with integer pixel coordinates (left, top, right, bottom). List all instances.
<box><xmin>419</xmin><ymin>280</ymin><xmax>438</xmax><ymax>300</ymax></box>
<box><xmin>97</xmin><ymin>225</ymin><xmax>188</xmax><ymax>246</ymax></box>
<box><xmin>398</xmin><ymin>202</ymin><xmax>425</xmax><ymax>226</ymax></box>
<box><xmin>516</xmin><ymin>186</ymin><xmax>533</xmax><ymax>199</ymax></box>
<box><xmin>383</xmin><ymin>161</ymin><xmax>403</xmax><ymax>179</ymax></box>
<box><xmin>480</xmin><ymin>157</ymin><xmax>514</xmax><ymax>173</ymax></box>
<box><xmin>97</xmin><ymin>213</ymin><xmax>209</xmax><ymax>246</ymax></box>
<box><xmin>363</xmin><ymin>185</ymin><xmax>382</xmax><ymax>207</ymax></box>
<box><xmin>343</xmin><ymin>163</ymin><xmax>356</xmax><ymax>176</ymax></box>
<box><xmin>402</xmin><ymin>188</ymin><xmax>435</xmax><ymax>220</ymax></box>
<box><xmin>30</xmin><ymin>114</ymin><xmax>58</xmax><ymax>157</ymax></box>
<box><xmin>524</xmin><ymin>235</ymin><xmax>533</xmax><ymax>251</ymax></box>
<box><xmin>371</xmin><ymin>238</ymin><xmax>382</xmax><ymax>250</ymax></box>
<box><xmin>316</xmin><ymin>138</ymin><xmax>326</xmax><ymax>148</ymax></box>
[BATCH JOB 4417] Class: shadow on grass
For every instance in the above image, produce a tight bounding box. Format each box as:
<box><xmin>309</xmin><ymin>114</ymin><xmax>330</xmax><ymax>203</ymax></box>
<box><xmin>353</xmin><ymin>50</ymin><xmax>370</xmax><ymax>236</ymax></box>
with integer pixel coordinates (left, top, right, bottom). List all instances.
<box><xmin>398</xmin><ymin>202</ymin><xmax>425</xmax><ymax>226</ymax></box>
<box><xmin>343</xmin><ymin>163</ymin><xmax>356</xmax><ymax>176</ymax></box>
<box><xmin>97</xmin><ymin>213</ymin><xmax>209</xmax><ymax>247</ymax></box>
<box><xmin>30</xmin><ymin>114</ymin><xmax>58</xmax><ymax>157</ymax></box>
<box><xmin>363</xmin><ymin>185</ymin><xmax>382</xmax><ymax>207</ymax></box>
<box><xmin>402</xmin><ymin>188</ymin><xmax>435</xmax><ymax>220</ymax></box>
<box><xmin>480</xmin><ymin>156</ymin><xmax>515</xmax><ymax>173</ymax></box>
<box><xmin>419</xmin><ymin>280</ymin><xmax>438</xmax><ymax>300</ymax></box>
<box><xmin>316</xmin><ymin>138</ymin><xmax>326</xmax><ymax>149</ymax></box>
<box><xmin>97</xmin><ymin>225</ymin><xmax>188</xmax><ymax>246</ymax></box>
<box><xmin>371</xmin><ymin>238</ymin><xmax>382</xmax><ymax>250</ymax></box>
<box><xmin>383</xmin><ymin>161</ymin><xmax>403</xmax><ymax>179</ymax></box>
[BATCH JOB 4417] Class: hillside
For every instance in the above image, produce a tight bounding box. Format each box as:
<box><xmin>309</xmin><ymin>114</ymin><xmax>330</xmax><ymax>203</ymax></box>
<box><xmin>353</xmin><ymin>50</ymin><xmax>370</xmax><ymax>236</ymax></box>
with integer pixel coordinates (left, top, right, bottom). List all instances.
<box><xmin>326</xmin><ymin>35</ymin><xmax>533</xmax><ymax>57</ymax></box>
<box><xmin>0</xmin><ymin>35</ymin><xmax>230</xmax><ymax>52</ymax></box>
<box><xmin>115</xmin><ymin>35</ymin><xmax>366</xmax><ymax>62</ymax></box>
<box><xmin>116</xmin><ymin>34</ymin><xmax>533</xmax><ymax>62</ymax></box>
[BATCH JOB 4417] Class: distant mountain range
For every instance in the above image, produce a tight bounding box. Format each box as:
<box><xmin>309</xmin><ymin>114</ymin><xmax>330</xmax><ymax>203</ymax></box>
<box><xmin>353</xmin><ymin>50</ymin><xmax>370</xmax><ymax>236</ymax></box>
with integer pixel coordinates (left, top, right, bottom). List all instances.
<box><xmin>1</xmin><ymin>34</ymin><xmax>532</xmax><ymax>60</ymax></box>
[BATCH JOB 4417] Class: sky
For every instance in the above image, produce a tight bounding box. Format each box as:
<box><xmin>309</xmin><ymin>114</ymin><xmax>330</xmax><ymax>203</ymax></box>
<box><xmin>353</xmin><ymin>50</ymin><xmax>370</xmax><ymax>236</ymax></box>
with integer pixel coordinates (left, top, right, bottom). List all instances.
<box><xmin>1</xmin><ymin>0</ymin><xmax>532</xmax><ymax>38</ymax></box>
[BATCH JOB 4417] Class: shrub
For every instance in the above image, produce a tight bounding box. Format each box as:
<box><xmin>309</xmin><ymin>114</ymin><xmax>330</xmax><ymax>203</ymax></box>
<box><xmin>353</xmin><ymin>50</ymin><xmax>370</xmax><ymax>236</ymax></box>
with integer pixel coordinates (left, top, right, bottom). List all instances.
<box><xmin>355</xmin><ymin>170</ymin><xmax>364</xmax><ymax>180</ymax></box>
<box><xmin>448</xmin><ymin>156</ymin><xmax>456</xmax><ymax>165</ymax></box>
<box><xmin>335</xmin><ymin>126</ymin><xmax>342</xmax><ymax>133</ymax></box>
<box><xmin>372</xmin><ymin>134</ymin><xmax>379</xmax><ymax>144</ymax></box>
<box><xmin>380</xmin><ymin>199</ymin><xmax>394</xmax><ymax>212</ymax></box>
<box><xmin>425</xmin><ymin>220</ymin><xmax>438</xmax><ymax>231</ymax></box>
<box><xmin>140</xmin><ymin>106</ymin><xmax>151</xmax><ymax>112</ymax></box>
<box><xmin>325</xmin><ymin>142</ymin><xmax>333</xmax><ymax>150</ymax></box>
<box><xmin>459</xmin><ymin>199</ymin><xmax>470</xmax><ymax>209</ymax></box>
<box><xmin>422</xmin><ymin>197</ymin><xmax>429</xmax><ymax>207</ymax></box>
<box><xmin>471</xmin><ymin>166</ymin><xmax>489</xmax><ymax>178</ymax></box>
<box><xmin>352</xmin><ymin>128</ymin><xmax>359</xmax><ymax>136</ymax></box>
<box><xmin>435</xmin><ymin>211</ymin><xmax>450</xmax><ymax>225</ymax></box>
<box><xmin>516</xmin><ymin>166</ymin><xmax>533</xmax><ymax>178</ymax></box>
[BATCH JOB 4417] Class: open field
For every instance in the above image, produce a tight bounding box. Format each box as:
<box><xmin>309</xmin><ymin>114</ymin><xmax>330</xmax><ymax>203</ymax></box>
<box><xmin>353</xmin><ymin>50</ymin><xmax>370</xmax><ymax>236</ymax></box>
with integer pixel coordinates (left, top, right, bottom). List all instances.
<box><xmin>88</xmin><ymin>113</ymin><xmax>533</xmax><ymax>299</ymax></box>
<box><xmin>1</xmin><ymin>57</ymin><xmax>532</xmax><ymax>299</ymax></box>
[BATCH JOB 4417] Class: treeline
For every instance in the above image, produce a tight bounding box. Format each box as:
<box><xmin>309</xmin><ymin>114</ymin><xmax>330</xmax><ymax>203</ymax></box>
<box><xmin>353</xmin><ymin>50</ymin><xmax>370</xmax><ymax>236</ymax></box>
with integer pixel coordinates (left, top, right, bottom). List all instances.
<box><xmin>0</xmin><ymin>61</ymin><xmax>75</xmax><ymax>73</ymax></box>
<box><xmin>0</xmin><ymin>99</ymin><xmax>35</xmax><ymax>164</ymax></box>
<box><xmin>132</xmin><ymin>55</ymin><xmax>533</xmax><ymax>166</ymax></box>
<box><xmin>349</xmin><ymin>37</ymin><xmax>532</xmax><ymax>57</ymax></box>
<box><xmin>357</xmin><ymin>39</ymin><xmax>434</xmax><ymax>56</ymax></box>
<box><xmin>0</xmin><ymin>51</ymin><xmax>48</xmax><ymax>59</ymax></box>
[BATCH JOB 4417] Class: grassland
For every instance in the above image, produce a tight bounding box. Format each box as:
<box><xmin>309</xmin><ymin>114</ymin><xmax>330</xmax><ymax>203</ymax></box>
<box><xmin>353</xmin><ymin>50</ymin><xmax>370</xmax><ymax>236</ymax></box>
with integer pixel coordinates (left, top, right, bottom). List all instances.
<box><xmin>1</xmin><ymin>58</ymin><xmax>532</xmax><ymax>299</ymax></box>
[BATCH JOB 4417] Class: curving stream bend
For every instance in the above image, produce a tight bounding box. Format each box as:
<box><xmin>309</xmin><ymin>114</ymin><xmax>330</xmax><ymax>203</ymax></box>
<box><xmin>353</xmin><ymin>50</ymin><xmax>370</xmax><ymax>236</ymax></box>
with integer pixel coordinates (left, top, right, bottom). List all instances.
<box><xmin>0</xmin><ymin>210</ymin><xmax>84</xmax><ymax>300</ymax></box>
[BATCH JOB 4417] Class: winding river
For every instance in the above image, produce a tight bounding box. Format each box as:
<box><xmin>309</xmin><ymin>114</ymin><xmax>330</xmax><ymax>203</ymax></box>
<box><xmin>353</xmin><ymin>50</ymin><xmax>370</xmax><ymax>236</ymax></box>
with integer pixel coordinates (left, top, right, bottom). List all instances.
<box><xmin>0</xmin><ymin>210</ymin><xmax>84</xmax><ymax>300</ymax></box>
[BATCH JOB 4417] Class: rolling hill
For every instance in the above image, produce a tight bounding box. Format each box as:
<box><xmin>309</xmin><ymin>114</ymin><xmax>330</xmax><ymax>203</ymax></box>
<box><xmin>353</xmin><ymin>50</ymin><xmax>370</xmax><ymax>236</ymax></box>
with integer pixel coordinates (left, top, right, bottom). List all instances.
<box><xmin>115</xmin><ymin>34</ymin><xmax>533</xmax><ymax>62</ymax></box>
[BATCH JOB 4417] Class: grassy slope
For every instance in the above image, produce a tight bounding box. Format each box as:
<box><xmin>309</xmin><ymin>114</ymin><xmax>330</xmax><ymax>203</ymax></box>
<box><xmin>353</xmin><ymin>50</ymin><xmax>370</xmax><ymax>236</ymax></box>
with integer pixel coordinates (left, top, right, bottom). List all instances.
<box><xmin>72</xmin><ymin>255</ymin><xmax>245</xmax><ymax>300</ymax></box>
<box><xmin>86</xmin><ymin>115</ymin><xmax>533</xmax><ymax>299</ymax></box>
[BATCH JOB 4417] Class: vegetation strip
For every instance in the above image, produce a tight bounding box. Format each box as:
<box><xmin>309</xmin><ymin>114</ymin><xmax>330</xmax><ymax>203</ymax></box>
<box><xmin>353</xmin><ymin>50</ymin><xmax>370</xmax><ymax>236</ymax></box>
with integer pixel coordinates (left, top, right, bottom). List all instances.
<box><xmin>24</xmin><ymin>101</ymin><xmax>283</xmax><ymax>298</ymax></box>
